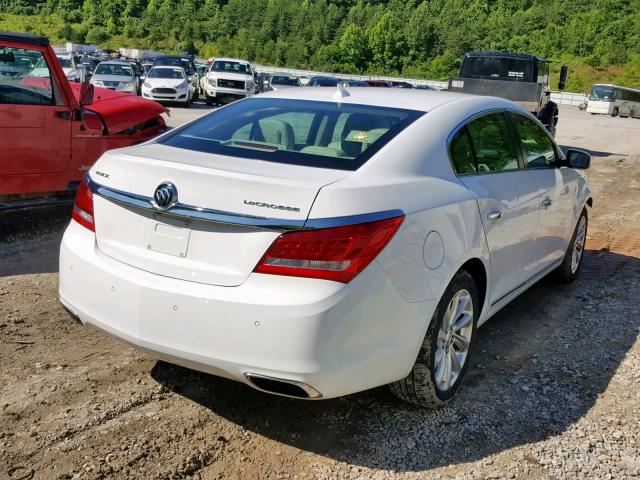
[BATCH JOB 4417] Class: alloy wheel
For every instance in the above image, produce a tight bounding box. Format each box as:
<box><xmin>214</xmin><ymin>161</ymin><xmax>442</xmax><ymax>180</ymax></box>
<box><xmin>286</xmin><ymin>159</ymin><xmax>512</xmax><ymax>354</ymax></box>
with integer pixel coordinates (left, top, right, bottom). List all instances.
<box><xmin>434</xmin><ymin>289</ymin><xmax>474</xmax><ymax>392</ymax></box>
<box><xmin>571</xmin><ymin>216</ymin><xmax>587</xmax><ymax>274</ymax></box>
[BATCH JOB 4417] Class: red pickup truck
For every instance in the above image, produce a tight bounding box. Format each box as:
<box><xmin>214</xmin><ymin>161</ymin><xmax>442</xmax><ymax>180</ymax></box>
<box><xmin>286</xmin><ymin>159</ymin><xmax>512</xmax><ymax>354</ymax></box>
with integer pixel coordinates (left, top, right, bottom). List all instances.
<box><xmin>0</xmin><ymin>31</ymin><xmax>167</xmax><ymax>208</ymax></box>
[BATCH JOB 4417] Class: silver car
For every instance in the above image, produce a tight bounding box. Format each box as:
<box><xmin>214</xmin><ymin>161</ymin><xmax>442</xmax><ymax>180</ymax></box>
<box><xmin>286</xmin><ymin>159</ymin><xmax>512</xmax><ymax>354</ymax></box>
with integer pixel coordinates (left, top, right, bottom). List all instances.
<box><xmin>90</xmin><ymin>61</ymin><xmax>139</xmax><ymax>94</ymax></box>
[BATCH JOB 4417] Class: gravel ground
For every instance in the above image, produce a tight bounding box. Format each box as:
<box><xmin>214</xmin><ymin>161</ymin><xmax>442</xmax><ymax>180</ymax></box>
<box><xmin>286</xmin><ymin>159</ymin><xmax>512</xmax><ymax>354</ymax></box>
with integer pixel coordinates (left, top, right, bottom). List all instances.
<box><xmin>1</xmin><ymin>105</ymin><xmax>639</xmax><ymax>480</ymax></box>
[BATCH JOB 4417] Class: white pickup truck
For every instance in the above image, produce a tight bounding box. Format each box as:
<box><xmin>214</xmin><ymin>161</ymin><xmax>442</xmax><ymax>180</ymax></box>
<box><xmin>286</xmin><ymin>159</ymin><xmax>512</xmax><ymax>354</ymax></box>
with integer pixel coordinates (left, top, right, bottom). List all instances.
<box><xmin>202</xmin><ymin>57</ymin><xmax>257</xmax><ymax>105</ymax></box>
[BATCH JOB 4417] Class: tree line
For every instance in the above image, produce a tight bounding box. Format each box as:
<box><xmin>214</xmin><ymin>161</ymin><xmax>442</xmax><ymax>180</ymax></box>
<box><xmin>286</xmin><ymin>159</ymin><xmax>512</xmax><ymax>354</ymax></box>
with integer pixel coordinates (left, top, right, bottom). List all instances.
<box><xmin>2</xmin><ymin>0</ymin><xmax>639</xmax><ymax>90</ymax></box>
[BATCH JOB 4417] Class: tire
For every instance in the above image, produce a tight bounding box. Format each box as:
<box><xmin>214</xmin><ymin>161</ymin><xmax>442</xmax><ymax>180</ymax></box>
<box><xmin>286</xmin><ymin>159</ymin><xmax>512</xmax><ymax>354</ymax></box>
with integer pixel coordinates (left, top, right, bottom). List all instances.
<box><xmin>205</xmin><ymin>94</ymin><xmax>214</xmax><ymax>106</ymax></box>
<box><xmin>612</xmin><ymin>107</ymin><xmax>619</xmax><ymax>117</ymax></box>
<box><xmin>389</xmin><ymin>270</ymin><xmax>479</xmax><ymax>408</ymax></box>
<box><xmin>552</xmin><ymin>208</ymin><xmax>588</xmax><ymax>284</ymax></box>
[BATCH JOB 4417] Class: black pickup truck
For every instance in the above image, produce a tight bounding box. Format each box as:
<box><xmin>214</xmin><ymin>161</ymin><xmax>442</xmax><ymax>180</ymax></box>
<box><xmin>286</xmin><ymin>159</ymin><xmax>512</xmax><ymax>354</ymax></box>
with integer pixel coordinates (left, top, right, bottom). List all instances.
<box><xmin>447</xmin><ymin>51</ymin><xmax>568</xmax><ymax>136</ymax></box>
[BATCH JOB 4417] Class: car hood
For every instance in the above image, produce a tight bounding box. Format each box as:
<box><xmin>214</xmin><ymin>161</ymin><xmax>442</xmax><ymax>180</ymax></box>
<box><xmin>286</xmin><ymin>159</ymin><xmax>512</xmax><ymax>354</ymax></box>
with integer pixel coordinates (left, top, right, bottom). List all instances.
<box><xmin>70</xmin><ymin>83</ymin><xmax>166</xmax><ymax>135</ymax></box>
<box><xmin>146</xmin><ymin>78</ymin><xmax>187</xmax><ymax>88</ymax></box>
<box><xmin>208</xmin><ymin>71</ymin><xmax>252</xmax><ymax>81</ymax></box>
<box><xmin>91</xmin><ymin>74</ymin><xmax>135</xmax><ymax>83</ymax></box>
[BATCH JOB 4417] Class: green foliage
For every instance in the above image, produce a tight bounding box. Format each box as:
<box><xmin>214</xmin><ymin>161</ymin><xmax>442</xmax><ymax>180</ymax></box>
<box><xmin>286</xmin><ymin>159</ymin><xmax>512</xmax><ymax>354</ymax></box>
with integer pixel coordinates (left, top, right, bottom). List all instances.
<box><xmin>1</xmin><ymin>0</ymin><xmax>640</xmax><ymax>87</ymax></box>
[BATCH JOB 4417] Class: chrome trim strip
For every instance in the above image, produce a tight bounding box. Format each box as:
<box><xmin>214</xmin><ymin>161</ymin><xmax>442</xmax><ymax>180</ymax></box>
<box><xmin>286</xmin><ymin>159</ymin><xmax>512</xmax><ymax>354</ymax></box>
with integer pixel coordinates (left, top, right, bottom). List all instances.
<box><xmin>245</xmin><ymin>373</ymin><xmax>323</xmax><ymax>399</ymax></box>
<box><xmin>305</xmin><ymin>209</ymin><xmax>405</xmax><ymax>229</ymax></box>
<box><xmin>87</xmin><ymin>176</ymin><xmax>305</xmax><ymax>231</ymax></box>
<box><xmin>87</xmin><ymin>176</ymin><xmax>405</xmax><ymax>232</ymax></box>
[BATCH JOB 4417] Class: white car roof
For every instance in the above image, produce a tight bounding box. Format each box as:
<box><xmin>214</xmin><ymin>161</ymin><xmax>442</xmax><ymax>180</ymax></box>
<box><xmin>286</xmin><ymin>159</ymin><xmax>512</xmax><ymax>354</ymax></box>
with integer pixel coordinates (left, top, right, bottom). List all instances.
<box><xmin>212</xmin><ymin>57</ymin><xmax>251</xmax><ymax>64</ymax></box>
<box><xmin>257</xmin><ymin>87</ymin><xmax>525</xmax><ymax>113</ymax></box>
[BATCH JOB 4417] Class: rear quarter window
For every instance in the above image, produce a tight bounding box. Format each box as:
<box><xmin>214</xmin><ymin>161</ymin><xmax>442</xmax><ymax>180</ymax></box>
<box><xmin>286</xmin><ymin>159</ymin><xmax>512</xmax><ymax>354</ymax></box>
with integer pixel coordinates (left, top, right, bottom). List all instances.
<box><xmin>159</xmin><ymin>98</ymin><xmax>424</xmax><ymax>171</ymax></box>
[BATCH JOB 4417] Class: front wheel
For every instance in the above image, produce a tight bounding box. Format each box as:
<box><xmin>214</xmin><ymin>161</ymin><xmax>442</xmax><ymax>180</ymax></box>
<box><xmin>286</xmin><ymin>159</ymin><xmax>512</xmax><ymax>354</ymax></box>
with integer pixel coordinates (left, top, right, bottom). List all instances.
<box><xmin>552</xmin><ymin>208</ymin><xmax>588</xmax><ymax>283</ymax></box>
<box><xmin>389</xmin><ymin>270</ymin><xmax>478</xmax><ymax>407</ymax></box>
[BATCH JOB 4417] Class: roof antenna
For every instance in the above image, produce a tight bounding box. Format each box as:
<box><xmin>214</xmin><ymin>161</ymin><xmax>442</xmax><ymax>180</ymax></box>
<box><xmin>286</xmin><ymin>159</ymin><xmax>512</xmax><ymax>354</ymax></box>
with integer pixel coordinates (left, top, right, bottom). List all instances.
<box><xmin>333</xmin><ymin>82</ymin><xmax>351</xmax><ymax>101</ymax></box>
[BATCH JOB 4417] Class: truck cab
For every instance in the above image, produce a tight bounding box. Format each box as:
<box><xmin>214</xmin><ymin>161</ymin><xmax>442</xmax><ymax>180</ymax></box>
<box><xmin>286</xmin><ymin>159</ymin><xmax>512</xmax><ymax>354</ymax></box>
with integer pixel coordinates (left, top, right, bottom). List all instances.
<box><xmin>0</xmin><ymin>31</ymin><xmax>167</xmax><ymax>207</ymax></box>
<box><xmin>447</xmin><ymin>51</ymin><xmax>568</xmax><ymax>136</ymax></box>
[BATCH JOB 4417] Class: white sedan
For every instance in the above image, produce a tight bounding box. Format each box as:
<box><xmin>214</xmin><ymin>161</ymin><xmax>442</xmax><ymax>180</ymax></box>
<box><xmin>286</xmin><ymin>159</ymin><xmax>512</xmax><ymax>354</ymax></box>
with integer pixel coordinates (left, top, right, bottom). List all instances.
<box><xmin>141</xmin><ymin>66</ymin><xmax>194</xmax><ymax>105</ymax></box>
<box><xmin>59</xmin><ymin>88</ymin><xmax>592</xmax><ymax>406</ymax></box>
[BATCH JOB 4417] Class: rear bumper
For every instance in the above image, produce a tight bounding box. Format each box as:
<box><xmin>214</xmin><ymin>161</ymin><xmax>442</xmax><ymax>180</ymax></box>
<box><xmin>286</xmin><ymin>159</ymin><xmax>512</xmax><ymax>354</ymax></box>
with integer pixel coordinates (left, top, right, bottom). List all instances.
<box><xmin>59</xmin><ymin>221</ymin><xmax>435</xmax><ymax>399</ymax></box>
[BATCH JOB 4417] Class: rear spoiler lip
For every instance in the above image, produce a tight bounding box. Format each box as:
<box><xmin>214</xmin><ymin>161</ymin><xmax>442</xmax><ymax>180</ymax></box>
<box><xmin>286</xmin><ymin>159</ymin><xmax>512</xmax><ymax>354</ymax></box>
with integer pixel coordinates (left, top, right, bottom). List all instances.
<box><xmin>87</xmin><ymin>175</ymin><xmax>403</xmax><ymax>232</ymax></box>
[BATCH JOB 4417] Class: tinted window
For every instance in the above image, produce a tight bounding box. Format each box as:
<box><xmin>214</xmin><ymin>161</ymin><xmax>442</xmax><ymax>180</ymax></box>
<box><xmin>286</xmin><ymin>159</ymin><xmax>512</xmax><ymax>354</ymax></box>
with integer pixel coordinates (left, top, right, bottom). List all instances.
<box><xmin>450</xmin><ymin>128</ymin><xmax>476</xmax><ymax>174</ymax></box>
<box><xmin>461</xmin><ymin>57</ymin><xmax>534</xmax><ymax>82</ymax></box>
<box><xmin>95</xmin><ymin>63</ymin><xmax>133</xmax><ymax>77</ymax></box>
<box><xmin>466</xmin><ymin>113</ymin><xmax>519</xmax><ymax>172</ymax></box>
<box><xmin>590</xmin><ymin>85</ymin><xmax>614</xmax><ymax>101</ymax></box>
<box><xmin>211</xmin><ymin>61</ymin><xmax>250</xmax><ymax>74</ymax></box>
<box><xmin>149</xmin><ymin>67</ymin><xmax>185</xmax><ymax>79</ymax></box>
<box><xmin>160</xmin><ymin>98</ymin><xmax>423</xmax><ymax>171</ymax></box>
<box><xmin>271</xmin><ymin>75</ymin><xmax>299</xmax><ymax>86</ymax></box>
<box><xmin>310</xmin><ymin>77</ymin><xmax>340</xmax><ymax>87</ymax></box>
<box><xmin>0</xmin><ymin>46</ymin><xmax>53</xmax><ymax>105</ymax></box>
<box><xmin>512</xmin><ymin>114</ymin><xmax>557</xmax><ymax>168</ymax></box>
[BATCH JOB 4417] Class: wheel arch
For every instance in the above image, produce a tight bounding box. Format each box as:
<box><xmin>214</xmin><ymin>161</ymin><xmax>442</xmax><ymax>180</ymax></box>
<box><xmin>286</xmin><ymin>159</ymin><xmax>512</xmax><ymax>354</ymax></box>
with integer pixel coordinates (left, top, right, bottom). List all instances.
<box><xmin>459</xmin><ymin>257</ymin><xmax>488</xmax><ymax>318</ymax></box>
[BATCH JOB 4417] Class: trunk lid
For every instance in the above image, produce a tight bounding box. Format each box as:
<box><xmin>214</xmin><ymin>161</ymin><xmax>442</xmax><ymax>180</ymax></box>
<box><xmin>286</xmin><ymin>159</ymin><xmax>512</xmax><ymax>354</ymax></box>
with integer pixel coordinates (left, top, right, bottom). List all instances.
<box><xmin>90</xmin><ymin>144</ymin><xmax>346</xmax><ymax>286</ymax></box>
<box><xmin>69</xmin><ymin>83</ymin><xmax>166</xmax><ymax>134</ymax></box>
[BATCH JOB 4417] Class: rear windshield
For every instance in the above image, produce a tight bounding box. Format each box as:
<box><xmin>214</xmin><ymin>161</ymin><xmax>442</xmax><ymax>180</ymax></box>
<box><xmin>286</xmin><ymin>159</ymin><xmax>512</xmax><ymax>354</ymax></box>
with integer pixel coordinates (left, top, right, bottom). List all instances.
<box><xmin>159</xmin><ymin>98</ymin><xmax>423</xmax><ymax>171</ymax></box>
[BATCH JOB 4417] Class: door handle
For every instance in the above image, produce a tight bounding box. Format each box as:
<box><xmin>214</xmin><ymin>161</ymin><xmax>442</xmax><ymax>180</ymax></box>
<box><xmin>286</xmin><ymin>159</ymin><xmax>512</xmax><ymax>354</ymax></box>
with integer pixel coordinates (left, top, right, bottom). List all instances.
<box><xmin>541</xmin><ymin>197</ymin><xmax>552</xmax><ymax>208</ymax></box>
<box><xmin>487</xmin><ymin>210</ymin><xmax>502</xmax><ymax>221</ymax></box>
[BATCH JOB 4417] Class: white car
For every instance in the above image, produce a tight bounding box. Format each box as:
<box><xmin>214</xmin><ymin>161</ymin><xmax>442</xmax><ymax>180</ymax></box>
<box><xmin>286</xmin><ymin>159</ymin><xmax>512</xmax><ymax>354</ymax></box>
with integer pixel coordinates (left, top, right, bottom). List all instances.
<box><xmin>141</xmin><ymin>66</ymin><xmax>194</xmax><ymax>105</ymax></box>
<box><xmin>57</xmin><ymin>54</ymin><xmax>81</xmax><ymax>82</ymax></box>
<box><xmin>202</xmin><ymin>57</ymin><xmax>256</xmax><ymax>105</ymax></box>
<box><xmin>59</xmin><ymin>88</ymin><xmax>592</xmax><ymax>406</ymax></box>
<box><xmin>90</xmin><ymin>61</ymin><xmax>139</xmax><ymax>94</ymax></box>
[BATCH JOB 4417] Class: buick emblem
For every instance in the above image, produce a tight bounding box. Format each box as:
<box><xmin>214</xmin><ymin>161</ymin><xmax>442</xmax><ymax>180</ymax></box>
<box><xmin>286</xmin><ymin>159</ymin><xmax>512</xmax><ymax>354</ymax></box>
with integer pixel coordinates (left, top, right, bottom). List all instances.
<box><xmin>152</xmin><ymin>182</ymin><xmax>178</xmax><ymax>210</ymax></box>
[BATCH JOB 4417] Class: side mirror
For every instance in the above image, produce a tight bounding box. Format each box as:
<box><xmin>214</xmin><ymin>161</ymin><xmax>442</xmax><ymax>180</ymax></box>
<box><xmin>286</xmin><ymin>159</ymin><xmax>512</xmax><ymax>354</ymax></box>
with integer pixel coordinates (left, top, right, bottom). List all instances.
<box><xmin>79</xmin><ymin>81</ymin><xmax>94</xmax><ymax>106</ymax></box>
<box><xmin>558</xmin><ymin>65</ymin><xmax>568</xmax><ymax>91</ymax></box>
<box><xmin>566</xmin><ymin>149</ymin><xmax>590</xmax><ymax>169</ymax></box>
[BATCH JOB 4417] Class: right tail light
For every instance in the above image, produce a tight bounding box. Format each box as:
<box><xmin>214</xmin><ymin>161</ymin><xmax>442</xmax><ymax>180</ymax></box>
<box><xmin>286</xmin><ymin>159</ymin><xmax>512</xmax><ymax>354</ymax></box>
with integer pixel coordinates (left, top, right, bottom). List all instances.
<box><xmin>72</xmin><ymin>177</ymin><xmax>95</xmax><ymax>232</ymax></box>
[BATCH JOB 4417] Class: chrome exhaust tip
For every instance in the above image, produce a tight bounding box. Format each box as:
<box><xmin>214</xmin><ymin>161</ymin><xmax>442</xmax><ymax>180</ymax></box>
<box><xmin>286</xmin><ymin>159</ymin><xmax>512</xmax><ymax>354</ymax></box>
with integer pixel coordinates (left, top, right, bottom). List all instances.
<box><xmin>245</xmin><ymin>373</ymin><xmax>322</xmax><ymax>399</ymax></box>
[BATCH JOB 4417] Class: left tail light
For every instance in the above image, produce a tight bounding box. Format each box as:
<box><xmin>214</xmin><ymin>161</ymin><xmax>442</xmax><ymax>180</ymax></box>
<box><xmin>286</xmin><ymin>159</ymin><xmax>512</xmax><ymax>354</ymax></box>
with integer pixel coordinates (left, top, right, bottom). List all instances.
<box><xmin>254</xmin><ymin>214</ymin><xmax>404</xmax><ymax>283</ymax></box>
<box><xmin>72</xmin><ymin>177</ymin><xmax>95</xmax><ymax>232</ymax></box>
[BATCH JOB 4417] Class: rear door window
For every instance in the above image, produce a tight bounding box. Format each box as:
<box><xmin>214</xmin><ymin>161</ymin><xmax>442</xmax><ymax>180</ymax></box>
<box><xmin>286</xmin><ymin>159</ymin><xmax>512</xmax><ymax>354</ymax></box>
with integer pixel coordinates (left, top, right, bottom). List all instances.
<box><xmin>160</xmin><ymin>98</ymin><xmax>424</xmax><ymax>170</ymax></box>
<box><xmin>466</xmin><ymin>113</ymin><xmax>520</xmax><ymax>172</ymax></box>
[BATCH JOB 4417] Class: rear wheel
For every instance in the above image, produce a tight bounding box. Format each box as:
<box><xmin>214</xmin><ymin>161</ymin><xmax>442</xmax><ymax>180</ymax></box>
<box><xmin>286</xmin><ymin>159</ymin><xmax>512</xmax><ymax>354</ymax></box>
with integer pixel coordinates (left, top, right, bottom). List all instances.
<box><xmin>389</xmin><ymin>270</ymin><xmax>478</xmax><ymax>407</ymax></box>
<box><xmin>552</xmin><ymin>208</ymin><xmax>588</xmax><ymax>283</ymax></box>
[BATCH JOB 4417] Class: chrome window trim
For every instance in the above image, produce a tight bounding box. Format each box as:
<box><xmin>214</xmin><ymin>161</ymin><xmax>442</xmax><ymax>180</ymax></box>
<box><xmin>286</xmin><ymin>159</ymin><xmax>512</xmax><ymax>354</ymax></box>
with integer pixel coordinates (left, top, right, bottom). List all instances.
<box><xmin>87</xmin><ymin>176</ymin><xmax>404</xmax><ymax>232</ymax></box>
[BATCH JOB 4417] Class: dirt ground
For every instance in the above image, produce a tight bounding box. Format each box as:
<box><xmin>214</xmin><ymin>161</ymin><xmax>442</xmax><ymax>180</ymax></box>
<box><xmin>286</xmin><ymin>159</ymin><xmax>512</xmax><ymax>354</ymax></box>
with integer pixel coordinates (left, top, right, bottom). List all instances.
<box><xmin>1</xmin><ymin>106</ymin><xmax>639</xmax><ymax>480</ymax></box>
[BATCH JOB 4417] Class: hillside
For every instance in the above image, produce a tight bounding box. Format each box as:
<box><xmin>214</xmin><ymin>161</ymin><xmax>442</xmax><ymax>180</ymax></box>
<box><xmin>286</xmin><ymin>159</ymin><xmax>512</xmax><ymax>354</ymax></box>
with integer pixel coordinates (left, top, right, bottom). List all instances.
<box><xmin>1</xmin><ymin>0</ymin><xmax>639</xmax><ymax>91</ymax></box>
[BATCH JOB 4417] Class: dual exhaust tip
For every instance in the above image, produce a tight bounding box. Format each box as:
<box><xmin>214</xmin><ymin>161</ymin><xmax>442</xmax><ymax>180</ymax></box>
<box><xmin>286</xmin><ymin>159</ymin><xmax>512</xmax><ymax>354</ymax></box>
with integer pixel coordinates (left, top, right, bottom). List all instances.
<box><xmin>245</xmin><ymin>373</ymin><xmax>322</xmax><ymax>399</ymax></box>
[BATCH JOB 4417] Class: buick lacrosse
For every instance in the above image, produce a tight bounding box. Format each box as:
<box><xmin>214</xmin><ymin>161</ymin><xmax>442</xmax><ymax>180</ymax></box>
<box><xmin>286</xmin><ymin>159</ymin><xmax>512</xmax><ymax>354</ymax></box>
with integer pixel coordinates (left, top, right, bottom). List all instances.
<box><xmin>59</xmin><ymin>88</ymin><xmax>592</xmax><ymax>406</ymax></box>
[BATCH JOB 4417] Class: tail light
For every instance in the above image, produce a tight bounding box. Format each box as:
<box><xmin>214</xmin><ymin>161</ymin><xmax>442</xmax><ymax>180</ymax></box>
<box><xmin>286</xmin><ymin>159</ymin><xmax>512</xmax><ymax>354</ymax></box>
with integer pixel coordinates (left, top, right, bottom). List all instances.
<box><xmin>254</xmin><ymin>215</ymin><xmax>404</xmax><ymax>283</ymax></box>
<box><xmin>72</xmin><ymin>177</ymin><xmax>95</xmax><ymax>232</ymax></box>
